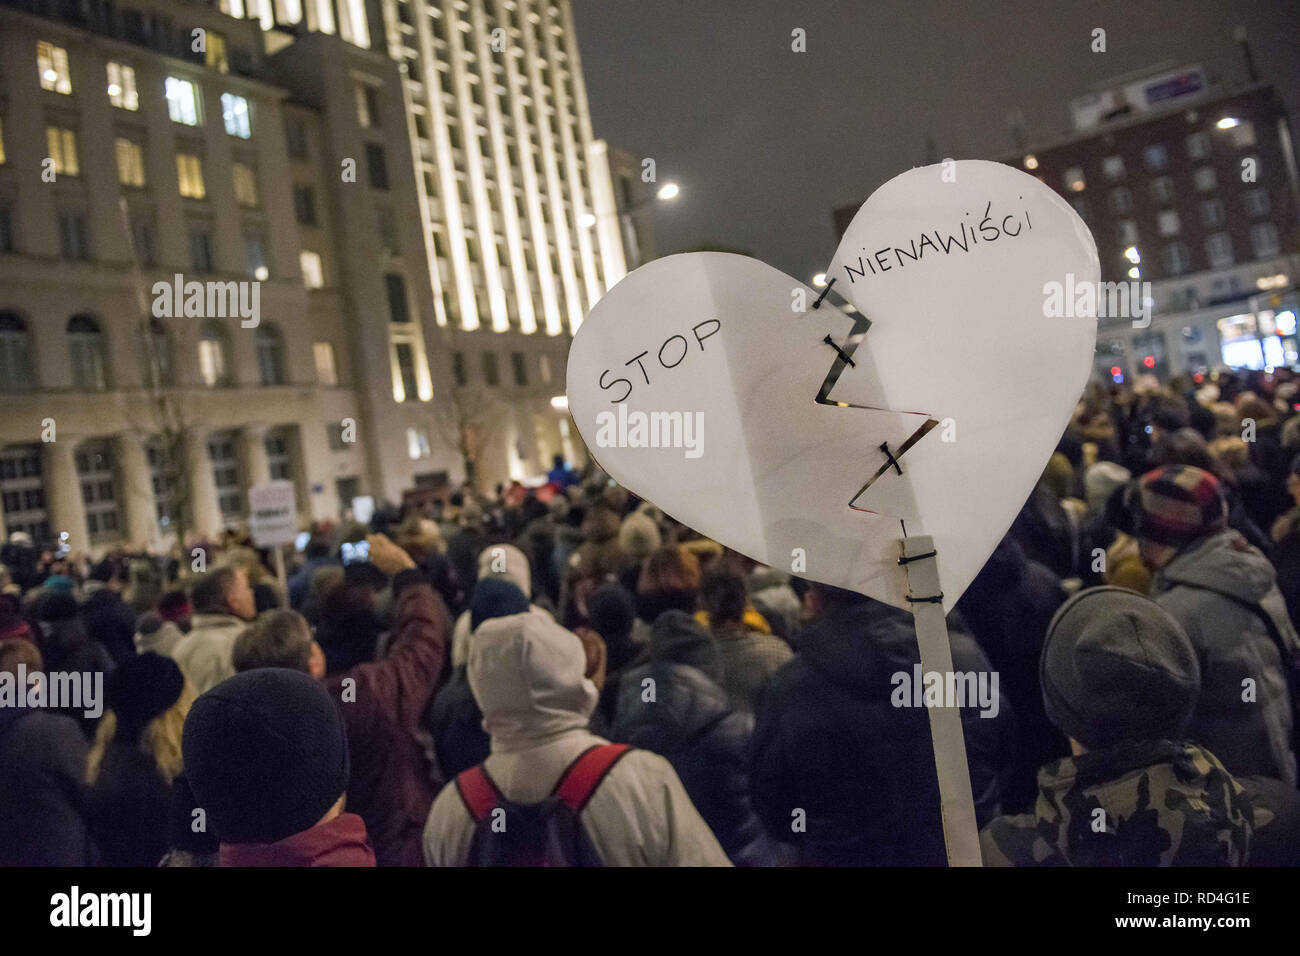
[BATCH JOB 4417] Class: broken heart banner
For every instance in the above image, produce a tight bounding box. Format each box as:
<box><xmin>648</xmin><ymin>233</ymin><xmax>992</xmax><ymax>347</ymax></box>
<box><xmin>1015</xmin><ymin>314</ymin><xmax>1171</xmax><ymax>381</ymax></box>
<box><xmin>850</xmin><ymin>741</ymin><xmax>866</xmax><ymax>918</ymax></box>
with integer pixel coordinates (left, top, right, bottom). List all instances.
<box><xmin>567</xmin><ymin>160</ymin><xmax>1099</xmax><ymax>613</ymax></box>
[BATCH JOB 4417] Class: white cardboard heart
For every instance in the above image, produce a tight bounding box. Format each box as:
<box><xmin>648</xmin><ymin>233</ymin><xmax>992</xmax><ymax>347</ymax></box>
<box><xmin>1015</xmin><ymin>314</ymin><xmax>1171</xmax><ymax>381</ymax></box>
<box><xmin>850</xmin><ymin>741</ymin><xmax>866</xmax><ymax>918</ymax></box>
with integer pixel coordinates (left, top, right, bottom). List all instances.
<box><xmin>567</xmin><ymin>160</ymin><xmax>1097</xmax><ymax>610</ymax></box>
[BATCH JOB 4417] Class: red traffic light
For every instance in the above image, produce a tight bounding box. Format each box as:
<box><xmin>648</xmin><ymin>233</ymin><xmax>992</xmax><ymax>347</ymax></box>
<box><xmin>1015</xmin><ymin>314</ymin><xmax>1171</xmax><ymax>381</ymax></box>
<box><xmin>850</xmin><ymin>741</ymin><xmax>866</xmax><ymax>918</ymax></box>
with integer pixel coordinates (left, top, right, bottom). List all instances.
<box><xmin>1143</xmin><ymin>355</ymin><xmax>1156</xmax><ymax>368</ymax></box>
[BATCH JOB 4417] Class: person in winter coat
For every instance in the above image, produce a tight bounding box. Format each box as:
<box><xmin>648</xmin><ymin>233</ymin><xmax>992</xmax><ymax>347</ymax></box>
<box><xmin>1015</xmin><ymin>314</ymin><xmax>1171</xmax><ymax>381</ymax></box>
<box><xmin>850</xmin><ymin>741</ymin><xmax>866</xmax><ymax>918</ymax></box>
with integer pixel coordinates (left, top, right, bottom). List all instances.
<box><xmin>751</xmin><ymin>582</ymin><xmax>1012</xmax><ymax>865</ymax></box>
<box><xmin>86</xmin><ymin>652</ymin><xmax>195</xmax><ymax>866</ymax></box>
<box><xmin>1137</xmin><ymin>465</ymin><xmax>1300</xmax><ymax>785</ymax></box>
<box><xmin>610</xmin><ymin>609</ymin><xmax>776</xmax><ymax>866</ymax></box>
<box><xmin>981</xmin><ymin>587</ymin><xmax>1254</xmax><ymax>866</ymax></box>
<box><xmin>955</xmin><ymin>535</ymin><xmax>1068</xmax><ymax>813</ymax></box>
<box><xmin>170</xmin><ymin>566</ymin><xmax>255</xmax><ymax>693</ymax></box>
<box><xmin>81</xmin><ymin>557</ymin><xmax>139</xmax><ymax>664</ymax></box>
<box><xmin>134</xmin><ymin>589</ymin><xmax>192</xmax><ymax>658</ymax></box>
<box><xmin>426</xmin><ymin>578</ymin><xmax>531</xmax><ymax>780</ymax></box>
<box><xmin>31</xmin><ymin>592</ymin><xmax>114</xmax><ymax>738</ymax></box>
<box><xmin>232</xmin><ymin>537</ymin><xmax>449</xmax><ymax>866</ymax></box>
<box><xmin>422</xmin><ymin>606</ymin><xmax>730</xmax><ymax>866</ymax></box>
<box><xmin>183</xmin><ymin>668</ymin><xmax>376</xmax><ymax>867</ymax></box>
<box><xmin>698</xmin><ymin>565</ymin><xmax>792</xmax><ymax>715</ymax></box>
<box><xmin>0</xmin><ymin>637</ymin><xmax>96</xmax><ymax>865</ymax></box>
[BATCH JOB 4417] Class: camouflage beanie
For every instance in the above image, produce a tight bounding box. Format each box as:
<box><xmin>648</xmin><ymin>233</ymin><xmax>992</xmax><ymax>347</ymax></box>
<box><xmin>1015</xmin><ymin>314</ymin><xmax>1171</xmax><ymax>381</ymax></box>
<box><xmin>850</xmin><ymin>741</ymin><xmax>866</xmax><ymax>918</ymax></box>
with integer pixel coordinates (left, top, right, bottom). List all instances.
<box><xmin>1040</xmin><ymin>586</ymin><xmax>1200</xmax><ymax>751</ymax></box>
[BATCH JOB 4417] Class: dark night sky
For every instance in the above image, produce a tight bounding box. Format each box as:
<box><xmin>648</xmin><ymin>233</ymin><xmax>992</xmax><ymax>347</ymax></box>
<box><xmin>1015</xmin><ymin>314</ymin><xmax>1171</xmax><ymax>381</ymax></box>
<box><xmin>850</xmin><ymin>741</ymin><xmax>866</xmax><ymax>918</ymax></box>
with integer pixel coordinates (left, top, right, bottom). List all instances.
<box><xmin>570</xmin><ymin>0</ymin><xmax>1300</xmax><ymax>285</ymax></box>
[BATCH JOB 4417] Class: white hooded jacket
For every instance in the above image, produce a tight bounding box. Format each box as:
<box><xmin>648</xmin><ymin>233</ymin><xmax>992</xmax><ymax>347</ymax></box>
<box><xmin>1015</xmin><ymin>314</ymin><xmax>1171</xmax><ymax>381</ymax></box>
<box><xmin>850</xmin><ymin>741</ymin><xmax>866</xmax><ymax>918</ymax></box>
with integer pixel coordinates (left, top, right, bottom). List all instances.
<box><xmin>423</xmin><ymin>607</ymin><xmax>730</xmax><ymax>866</ymax></box>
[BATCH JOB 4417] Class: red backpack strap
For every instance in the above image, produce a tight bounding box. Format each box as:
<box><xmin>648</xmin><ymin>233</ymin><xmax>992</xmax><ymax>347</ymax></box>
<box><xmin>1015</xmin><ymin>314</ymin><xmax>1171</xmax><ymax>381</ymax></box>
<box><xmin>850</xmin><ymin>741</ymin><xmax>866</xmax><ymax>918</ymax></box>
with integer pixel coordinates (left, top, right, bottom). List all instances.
<box><xmin>553</xmin><ymin>744</ymin><xmax>631</xmax><ymax>814</ymax></box>
<box><xmin>456</xmin><ymin>765</ymin><xmax>502</xmax><ymax>822</ymax></box>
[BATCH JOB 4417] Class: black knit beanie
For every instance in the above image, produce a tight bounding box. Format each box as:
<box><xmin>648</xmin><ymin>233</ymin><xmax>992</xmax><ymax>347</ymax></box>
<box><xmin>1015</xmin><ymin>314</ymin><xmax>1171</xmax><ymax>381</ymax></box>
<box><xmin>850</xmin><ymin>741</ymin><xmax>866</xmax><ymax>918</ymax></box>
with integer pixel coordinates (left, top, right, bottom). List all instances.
<box><xmin>182</xmin><ymin>668</ymin><xmax>349</xmax><ymax>845</ymax></box>
<box><xmin>107</xmin><ymin>652</ymin><xmax>185</xmax><ymax>742</ymax></box>
<box><xmin>1040</xmin><ymin>586</ymin><xmax>1200</xmax><ymax>751</ymax></box>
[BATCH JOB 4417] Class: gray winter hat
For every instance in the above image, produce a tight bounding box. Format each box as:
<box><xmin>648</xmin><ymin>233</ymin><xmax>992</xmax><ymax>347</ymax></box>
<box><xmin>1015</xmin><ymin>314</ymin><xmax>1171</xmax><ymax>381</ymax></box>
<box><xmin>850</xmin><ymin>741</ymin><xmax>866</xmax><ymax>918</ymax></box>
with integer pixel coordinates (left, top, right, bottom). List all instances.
<box><xmin>1040</xmin><ymin>586</ymin><xmax>1200</xmax><ymax>751</ymax></box>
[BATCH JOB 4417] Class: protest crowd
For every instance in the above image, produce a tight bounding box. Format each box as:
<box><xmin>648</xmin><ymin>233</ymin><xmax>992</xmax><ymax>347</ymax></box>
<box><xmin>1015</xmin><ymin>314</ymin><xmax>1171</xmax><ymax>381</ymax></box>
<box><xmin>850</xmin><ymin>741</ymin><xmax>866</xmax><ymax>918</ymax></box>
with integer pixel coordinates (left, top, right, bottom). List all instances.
<box><xmin>3</xmin><ymin>366</ymin><xmax>1300</xmax><ymax>867</ymax></box>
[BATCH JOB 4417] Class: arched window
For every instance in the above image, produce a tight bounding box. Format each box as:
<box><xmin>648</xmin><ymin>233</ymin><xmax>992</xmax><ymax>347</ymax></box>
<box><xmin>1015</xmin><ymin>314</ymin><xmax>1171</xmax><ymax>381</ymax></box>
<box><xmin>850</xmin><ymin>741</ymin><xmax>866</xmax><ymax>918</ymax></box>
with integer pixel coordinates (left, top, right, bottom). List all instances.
<box><xmin>256</xmin><ymin>323</ymin><xmax>285</xmax><ymax>386</ymax></box>
<box><xmin>0</xmin><ymin>311</ymin><xmax>34</xmax><ymax>392</ymax></box>
<box><xmin>67</xmin><ymin>313</ymin><xmax>108</xmax><ymax>391</ymax></box>
<box><xmin>198</xmin><ymin>321</ymin><xmax>230</xmax><ymax>387</ymax></box>
<box><xmin>139</xmin><ymin>317</ymin><xmax>172</xmax><ymax>389</ymax></box>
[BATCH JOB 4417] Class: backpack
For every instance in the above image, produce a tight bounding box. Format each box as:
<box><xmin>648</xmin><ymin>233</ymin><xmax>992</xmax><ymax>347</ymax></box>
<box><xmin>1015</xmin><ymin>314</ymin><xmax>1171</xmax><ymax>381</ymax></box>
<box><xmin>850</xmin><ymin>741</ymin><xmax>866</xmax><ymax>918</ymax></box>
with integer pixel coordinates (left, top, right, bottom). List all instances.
<box><xmin>456</xmin><ymin>744</ymin><xmax>631</xmax><ymax>866</ymax></box>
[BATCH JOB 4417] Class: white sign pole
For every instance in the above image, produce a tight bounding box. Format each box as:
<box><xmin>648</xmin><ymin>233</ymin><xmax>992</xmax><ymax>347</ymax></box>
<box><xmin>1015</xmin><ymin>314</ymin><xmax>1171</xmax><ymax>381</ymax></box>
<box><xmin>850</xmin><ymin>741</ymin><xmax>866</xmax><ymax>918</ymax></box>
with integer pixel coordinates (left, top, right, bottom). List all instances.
<box><xmin>900</xmin><ymin>534</ymin><xmax>982</xmax><ymax>867</ymax></box>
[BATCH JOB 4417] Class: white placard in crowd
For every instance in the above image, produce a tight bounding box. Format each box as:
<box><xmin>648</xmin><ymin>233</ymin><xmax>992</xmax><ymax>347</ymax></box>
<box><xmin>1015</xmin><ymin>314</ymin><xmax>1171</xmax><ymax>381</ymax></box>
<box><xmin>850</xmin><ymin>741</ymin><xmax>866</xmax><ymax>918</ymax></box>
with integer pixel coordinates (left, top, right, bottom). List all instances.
<box><xmin>248</xmin><ymin>480</ymin><xmax>298</xmax><ymax>548</ymax></box>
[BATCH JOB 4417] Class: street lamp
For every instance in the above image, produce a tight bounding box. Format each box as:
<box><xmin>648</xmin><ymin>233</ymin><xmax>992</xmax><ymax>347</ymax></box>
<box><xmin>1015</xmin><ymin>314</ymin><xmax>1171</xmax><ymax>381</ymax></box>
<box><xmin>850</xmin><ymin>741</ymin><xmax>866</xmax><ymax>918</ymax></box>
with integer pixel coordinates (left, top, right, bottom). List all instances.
<box><xmin>657</xmin><ymin>182</ymin><xmax>680</xmax><ymax>200</ymax></box>
<box><xmin>812</xmin><ymin>273</ymin><xmax>828</xmax><ymax>288</ymax></box>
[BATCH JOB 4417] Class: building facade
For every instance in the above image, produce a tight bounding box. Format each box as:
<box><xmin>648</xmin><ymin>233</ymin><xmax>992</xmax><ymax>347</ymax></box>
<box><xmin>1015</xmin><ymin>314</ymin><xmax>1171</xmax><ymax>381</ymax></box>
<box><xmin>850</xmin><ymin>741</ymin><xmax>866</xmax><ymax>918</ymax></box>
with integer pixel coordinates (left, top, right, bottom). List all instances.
<box><xmin>0</xmin><ymin>0</ymin><xmax>623</xmax><ymax>553</ymax></box>
<box><xmin>999</xmin><ymin>69</ymin><xmax>1300</xmax><ymax>382</ymax></box>
<box><xmin>831</xmin><ymin>66</ymin><xmax>1300</xmax><ymax>386</ymax></box>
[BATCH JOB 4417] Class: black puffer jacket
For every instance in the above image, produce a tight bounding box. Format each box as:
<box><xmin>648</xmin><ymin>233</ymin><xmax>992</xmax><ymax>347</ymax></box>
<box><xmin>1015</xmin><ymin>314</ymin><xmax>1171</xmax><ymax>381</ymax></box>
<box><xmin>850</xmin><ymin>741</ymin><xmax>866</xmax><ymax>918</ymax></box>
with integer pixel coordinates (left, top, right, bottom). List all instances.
<box><xmin>752</xmin><ymin>595</ymin><xmax>1013</xmax><ymax>866</ymax></box>
<box><xmin>609</xmin><ymin>611</ymin><xmax>776</xmax><ymax>866</ymax></box>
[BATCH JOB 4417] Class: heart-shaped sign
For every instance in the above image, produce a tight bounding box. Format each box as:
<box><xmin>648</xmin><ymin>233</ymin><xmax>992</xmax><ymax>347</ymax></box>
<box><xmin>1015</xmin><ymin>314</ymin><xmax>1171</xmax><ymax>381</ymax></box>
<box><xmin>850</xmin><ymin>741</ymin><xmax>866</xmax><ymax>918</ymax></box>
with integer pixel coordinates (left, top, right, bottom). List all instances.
<box><xmin>566</xmin><ymin>160</ymin><xmax>1097</xmax><ymax>610</ymax></box>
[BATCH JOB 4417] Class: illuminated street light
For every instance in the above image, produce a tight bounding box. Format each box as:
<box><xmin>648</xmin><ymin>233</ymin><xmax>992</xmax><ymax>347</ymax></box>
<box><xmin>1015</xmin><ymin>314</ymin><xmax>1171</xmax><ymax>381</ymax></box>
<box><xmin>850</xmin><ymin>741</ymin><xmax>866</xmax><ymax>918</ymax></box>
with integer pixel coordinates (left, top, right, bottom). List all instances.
<box><xmin>1216</xmin><ymin>117</ymin><xmax>1240</xmax><ymax>129</ymax></box>
<box><xmin>550</xmin><ymin>395</ymin><xmax>568</xmax><ymax>409</ymax></box>
<box><xmin>657</xmin><ymin>182</ymin><xmax>680</xmax><ymax>200</ymax></box>
<box><xmin>812</xmin><ymin>273</ymin><xmax>827</xmax><ymax>288</ymax></box>
<box><xmin>577</xmin><ymin>212</ymin><xmax>597</xmax><ymax>228</ymax></box>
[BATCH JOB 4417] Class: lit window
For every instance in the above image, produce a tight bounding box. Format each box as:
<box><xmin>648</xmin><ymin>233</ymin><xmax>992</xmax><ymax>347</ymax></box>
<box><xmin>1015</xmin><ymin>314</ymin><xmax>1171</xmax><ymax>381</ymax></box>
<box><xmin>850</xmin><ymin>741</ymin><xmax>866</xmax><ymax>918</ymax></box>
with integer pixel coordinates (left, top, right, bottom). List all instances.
<box><xmin>46</xmin><ymin>126</ymin><xmax>79</xmax><ymax>177</ymax></box>
<box><xmin>313</xmin><ymin>341</ymin><xmax>337</xmax><ymax>384</ymax></box>
<box><xmin>221</xmin><ymin>93</ymin><xmax>251</xmax><ymax>138</ymax></box>
<box><xmin>206</xmin><ymin>32</ymin><xmax>229</xmax><ymax>73</ymax></box>
<box><xmin>114</xmin><ymin>138</ymin><xmax>145</xmax><ymax>187</ymax></box>
<box><xmin>106</xmin><ymin>63</ymin><xmax>138</xmax><ymax>110</ymax></box>
<box><xmin>406</xmin><ymin>427</ymin><xmax>431</xmax><ymax>460</ymax></box>
<box><xmin>355</xmin><ymin>83</ymin><xmax>380</xmax><ymax>129</ymax></box>
<box><xmin>1157</xmin><ymin>210</ymin><xmax>1180</xmax><ymax>237</ymax></box>
<box><xmin>198</xmin><ymin>326</ymin><xmax>227</xmax><ymax>387</ymax></box>
<box><xmin>0</xmin><ymin>117</ymin><xmax>7</xmax><ymax>164</ymax></box>
<box><xmin>165</xmin><ymin>77</ymin><xmax>200</xmax><ymax>126</ymax></box>
<box><xmin>177</xmin><ymin>153</ymin><xmax>206</xmax><ymax>199</ymax></box>
<box><xmin>232</xmin><ymin>162</ymin><xmax>259</xmax><ymax>207</ymax></box>
<box><xmin>301</xmin><ymin>250</ymin><xmax>324</xmax><ymax>289</ymax></box>
<box><xmin>37</xmin><ymin>42</ymin><xmax>72</xmax><ymax>94</ymax></box>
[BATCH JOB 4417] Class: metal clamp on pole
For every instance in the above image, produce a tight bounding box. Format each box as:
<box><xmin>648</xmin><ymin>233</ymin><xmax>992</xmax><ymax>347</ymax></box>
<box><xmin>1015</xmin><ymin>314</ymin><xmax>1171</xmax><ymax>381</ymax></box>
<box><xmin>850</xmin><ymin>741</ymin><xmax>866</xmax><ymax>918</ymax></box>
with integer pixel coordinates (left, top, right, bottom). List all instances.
<box><xmin>899</xmin><ymin>534</ymin><xmax>983</xmax><ymax>867</ymax></box>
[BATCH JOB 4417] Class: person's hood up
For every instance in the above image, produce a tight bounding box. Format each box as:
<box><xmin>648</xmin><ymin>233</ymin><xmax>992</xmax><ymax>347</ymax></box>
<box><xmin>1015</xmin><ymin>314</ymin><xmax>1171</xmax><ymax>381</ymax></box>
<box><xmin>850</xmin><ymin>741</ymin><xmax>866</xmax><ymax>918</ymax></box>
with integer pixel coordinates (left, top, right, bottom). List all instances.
<box><xmin>1014</xmin><ymin>740</ymin><xmax>1251</xmax><ymax>866</ymax></box>
<box><xmin>1155</xmin><ymin>529</ymin><xmax>1278</xmax><ymax>606</ymax></box>
<box><xmin>468</xmin><ymin>607</ymin><xmax>596</xmax><ymax>752</ymax></box>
